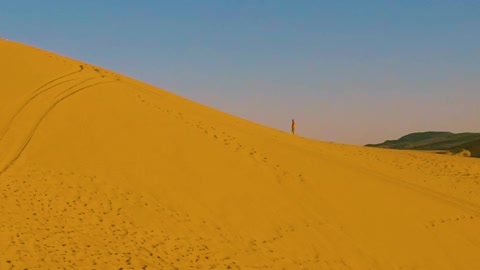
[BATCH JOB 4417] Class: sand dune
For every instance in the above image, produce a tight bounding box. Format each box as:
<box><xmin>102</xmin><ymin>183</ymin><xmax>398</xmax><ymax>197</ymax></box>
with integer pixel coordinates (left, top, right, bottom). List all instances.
<box><xmin>1</xmin><ymin>39</ymin><xmax>480</xmax><ymax>270</ymax></box>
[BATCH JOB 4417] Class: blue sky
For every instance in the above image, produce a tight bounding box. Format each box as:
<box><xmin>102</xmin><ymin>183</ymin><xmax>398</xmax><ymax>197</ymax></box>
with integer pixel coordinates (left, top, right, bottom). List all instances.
<box><xmin>2</xmin><ymin>1</ymin><xmax>479</xmax><ymax>144</ymax></box>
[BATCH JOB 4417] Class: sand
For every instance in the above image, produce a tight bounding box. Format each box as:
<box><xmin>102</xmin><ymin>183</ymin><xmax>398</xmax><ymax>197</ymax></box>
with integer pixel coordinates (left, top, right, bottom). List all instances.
<box><xmin>1</xmin><ymin>39</ymin><xmax>479</xmax><ymax>270</ymax></box>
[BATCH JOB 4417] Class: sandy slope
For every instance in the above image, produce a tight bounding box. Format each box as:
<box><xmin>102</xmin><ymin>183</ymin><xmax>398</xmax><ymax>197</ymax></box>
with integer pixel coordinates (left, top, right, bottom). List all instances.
<box><xmin>1</xmin><ymin>39</ymin><xmax>479</xmax><ymax>270</ymax></box>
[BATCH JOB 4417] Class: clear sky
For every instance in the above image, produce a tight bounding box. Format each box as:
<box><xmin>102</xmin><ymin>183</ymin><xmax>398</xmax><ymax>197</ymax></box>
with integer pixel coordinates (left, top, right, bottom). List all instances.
<box><xmin>1</xmin><ymin>1</ymin><xmax>479</xmax><ymax>145</ymax></box>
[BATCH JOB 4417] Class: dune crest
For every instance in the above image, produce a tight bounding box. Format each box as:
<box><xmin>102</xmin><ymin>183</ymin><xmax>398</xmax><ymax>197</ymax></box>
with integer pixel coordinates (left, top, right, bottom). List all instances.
<box><xmin>1</xmin><ymin>40</ymin><xmax>480</xmax><ymax>269</ymax></box>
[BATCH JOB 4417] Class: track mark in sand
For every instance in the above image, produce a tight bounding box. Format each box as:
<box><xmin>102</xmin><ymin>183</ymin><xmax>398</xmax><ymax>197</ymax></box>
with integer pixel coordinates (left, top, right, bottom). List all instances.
<box><xmin>320</xmin><ymin>259</ymin><xmax>354</xmax><ymax>270</ymax></box>
<box><xmin>1</xmin><ymin>80</ymin><xmax>116</xmax><ymax>174</ymax></box>
<box><xmin>0</xmin><ymin>68</ymin><xmax>117</xmax><ymax>175</ymax></box>
<box><xmin>0</xmin><ymin>65</ymin><xmax>84</xmax><ymax>140</ymax></box>
<box><xmin>32</xmin><ymin>65</ymin><xmax>84</xmax><ymax>94</ymax></box>
<box><xmin>52</xmin><ymin>77</ymin><xmax>97</xmax><ymax>99</ymax></box>
<box><xmin>425</xmin><ymin>214</ymin><xmax>480</xmax><ymax>229</ymax></box>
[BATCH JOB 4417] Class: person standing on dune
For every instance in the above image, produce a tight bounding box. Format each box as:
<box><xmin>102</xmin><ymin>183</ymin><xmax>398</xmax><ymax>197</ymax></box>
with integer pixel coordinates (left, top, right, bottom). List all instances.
<box><xmin>291</xmin><ymin>119</ymin><xmax>296</xmax><ymax>135</ymax></box>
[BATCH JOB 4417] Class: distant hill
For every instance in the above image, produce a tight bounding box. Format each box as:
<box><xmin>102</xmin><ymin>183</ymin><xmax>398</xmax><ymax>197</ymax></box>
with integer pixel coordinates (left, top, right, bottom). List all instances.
<box><xmin>366</xmin><ymin>132</ymin><xmax>480</xmax><ymax>158</ymax></box>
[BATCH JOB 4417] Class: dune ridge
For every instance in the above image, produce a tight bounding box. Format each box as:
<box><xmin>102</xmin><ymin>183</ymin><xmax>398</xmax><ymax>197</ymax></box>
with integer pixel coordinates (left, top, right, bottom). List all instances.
<box><xmin>1</xmin><ymin>39</ymin><xmax>480</xmax><ymax>269</ymax></box>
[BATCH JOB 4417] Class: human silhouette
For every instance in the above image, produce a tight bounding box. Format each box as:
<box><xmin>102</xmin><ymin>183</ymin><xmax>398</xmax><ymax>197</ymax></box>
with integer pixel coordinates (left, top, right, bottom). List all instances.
<box><xmin>291</xmin><ymin>119</ymin><xmax>296</xmax><ymax>135</ymax></box>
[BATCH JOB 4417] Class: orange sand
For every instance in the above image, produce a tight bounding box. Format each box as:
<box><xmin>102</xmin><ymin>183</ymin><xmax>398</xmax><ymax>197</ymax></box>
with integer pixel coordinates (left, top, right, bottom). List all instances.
<box><xmin>1</xmin><ymin>40</ymin><xmax>479</xmax><ymax>269</ymax></box>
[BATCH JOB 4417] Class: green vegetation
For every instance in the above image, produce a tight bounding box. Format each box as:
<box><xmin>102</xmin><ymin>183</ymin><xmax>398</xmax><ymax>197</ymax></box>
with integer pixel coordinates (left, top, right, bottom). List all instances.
<box><xmin>366</xmin><ymin>132</ymin><xmax>480</xmax><ymax>158</ymax></box>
